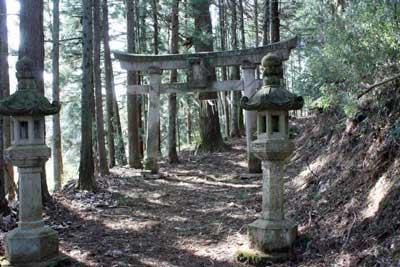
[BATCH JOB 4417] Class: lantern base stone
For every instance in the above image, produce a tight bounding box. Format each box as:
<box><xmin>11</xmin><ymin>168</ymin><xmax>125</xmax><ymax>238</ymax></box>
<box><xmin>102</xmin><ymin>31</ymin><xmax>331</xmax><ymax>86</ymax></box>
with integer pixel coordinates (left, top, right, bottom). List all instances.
<box><xmin>235</xmin><ymin>246</ymin><xmax>291</xmax><ymax>266</ymax></box>
<box><xmin>247</xmin><ymin>218</ymin><xmax>297</xmax><ymax>261</ymax></box>
<box><xmin>5</xmin><ymin>226</ymin><xmax>60</xmax><ymax>266</ymax></box>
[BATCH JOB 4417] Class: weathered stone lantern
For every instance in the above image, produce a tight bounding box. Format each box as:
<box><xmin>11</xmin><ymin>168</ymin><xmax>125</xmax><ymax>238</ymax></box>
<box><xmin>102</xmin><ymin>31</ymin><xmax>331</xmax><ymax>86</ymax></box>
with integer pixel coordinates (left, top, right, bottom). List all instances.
<box><xmin>237</xmin><ymin>53</ymin><xmax>303</xmax><ymax>264</ymax></box>
<box><xmin>0</xmin><ymin>57</ymin><xmax>62</xmax><ymax>266</ymax></box>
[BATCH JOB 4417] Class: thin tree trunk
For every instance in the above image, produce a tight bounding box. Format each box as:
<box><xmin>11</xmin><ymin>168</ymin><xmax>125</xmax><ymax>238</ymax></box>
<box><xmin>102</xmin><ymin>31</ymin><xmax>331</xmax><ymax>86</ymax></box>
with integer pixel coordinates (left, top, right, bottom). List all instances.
<box><xmin>127</xmin><ymin>0</ymin><xmax>142</xmax><ymax>168</ymax></box>
<box><xmin>103</xmin><ymin>0</ymin><xmax>115</xmax><ymax>168</ymax></box>
<box><xmin>254</xmin><ymin>0</ymin><xmax>259</xmax><ymax>47</ymax></box>
<box><xmin>229</xmin><ymin>0</ymin><xmax>241</xmax><ymax>138</ymax></box>
<box><xmin>191</xmin><ymin>0</ymin><xmax>226</xmax><ymax>153</ymax></box>
<box><xmin>52</xmin><ymin>0</ymin><xmax>63</xmax><ymax>191</ymax></box>
<box><xmin>262</xmin><ymin>0</ymin><xmax>270</xmax><ymax>45</ymax></box>
<box><xmin>94</xmin><ymin>0</ymin><xmax>109</xmax><ymax>175</ymax></box>
<box><xmin>218</xmin><ymin>0</ymin><xmax>230</xmax><ymax>137</ymax></box>
<box><xmin>79</xmin><ymin>0</ymin><xmax>96</xmax><ymax>191</ymax></box>
<box><xmin>168</xmin><ymin>0</ymin><xmax>179</xmax><ymax>163</ymax></box>
<box><xmin>186</xmin><ymin>98</ymin><xmax>192</xmax><ymax>145</ymax></box>
<box><xmin>238</xmin><ymin>0</ymin><xmax>245</xmax><ymax>135</ymax></box>
<box><xmin>150</xmin><ymin>0</ymin><xmax>161</xmax><ymax>153</ymax></box>
<box><xmin>0</xmin><ymin>0</ymin><xmax>10</xmax><ymax>214</ymax></box>
<box><xmin>270</xmin><ymin>0</ymin><xmax>279</xmax><ymax>43</ymax></box>
<box><xmin>113</xmin><ymin>89</ymin><xmax>127</xmax><ymax>165</ymax></box>
<box><xmin>19</xmin><ymin>0</ymin><xmax>51</xmax><ymax>202</ymax></box>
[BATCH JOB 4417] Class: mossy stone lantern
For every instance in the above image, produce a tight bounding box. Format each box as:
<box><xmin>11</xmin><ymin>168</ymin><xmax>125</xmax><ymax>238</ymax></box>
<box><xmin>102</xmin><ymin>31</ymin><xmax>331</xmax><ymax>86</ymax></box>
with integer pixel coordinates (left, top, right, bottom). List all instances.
<box><xmin>0</xmin><ymin>57</ymin><xmax>63</xmax><ymax>266</ymax></box>
<box><xmin>237</xmin><ymin>53</ymin><xmax>303</xmax><ymax>264</ymax></box>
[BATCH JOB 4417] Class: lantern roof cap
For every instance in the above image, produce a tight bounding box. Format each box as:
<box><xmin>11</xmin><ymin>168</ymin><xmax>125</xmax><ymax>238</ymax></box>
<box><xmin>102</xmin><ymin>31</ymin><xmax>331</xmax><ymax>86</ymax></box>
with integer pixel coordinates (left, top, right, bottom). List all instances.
<box><xmin>241</xmin><ymin>86</ymin><xmax>304</xmax><ymax>111</ymax></box>
<box><xmin>241</xmin><ymin>52</ymin><xmax>304</xmax><ymax>111</ymax></box>
<box><xmin>0</xmin><ymin>57</ymin><xmax>60</xmax><ymax>116</ymax></box>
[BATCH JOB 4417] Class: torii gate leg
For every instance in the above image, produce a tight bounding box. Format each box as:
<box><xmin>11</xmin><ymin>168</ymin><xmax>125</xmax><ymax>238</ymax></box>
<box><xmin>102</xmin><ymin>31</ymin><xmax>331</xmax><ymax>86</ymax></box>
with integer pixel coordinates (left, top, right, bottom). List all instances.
<box><xmin>144</xmin><ymin>67</ymin><xmax>162</xmax><ymax>173</ymax></box>
<box><xmin>242</xmin><ymin>62</ymin><xmax>261</xmax><ymax>173</ymax></box>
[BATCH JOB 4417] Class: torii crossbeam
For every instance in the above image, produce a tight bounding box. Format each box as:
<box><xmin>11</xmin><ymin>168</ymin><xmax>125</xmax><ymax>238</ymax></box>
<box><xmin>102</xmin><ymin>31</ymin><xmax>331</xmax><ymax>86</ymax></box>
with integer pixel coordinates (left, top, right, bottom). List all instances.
<box><xmin>113</xmin><ymin>37</ymin><xmax>298</xmax><ymax>174</ymax></box>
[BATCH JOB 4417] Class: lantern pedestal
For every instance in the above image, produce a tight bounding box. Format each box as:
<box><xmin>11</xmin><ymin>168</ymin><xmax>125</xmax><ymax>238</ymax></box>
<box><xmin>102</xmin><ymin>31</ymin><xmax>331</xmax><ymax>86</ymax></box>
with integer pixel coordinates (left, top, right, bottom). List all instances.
<box><xmin>4</xmin><ymin>146</ymin><xmax>63</xmax><ymax>267</ymax></box>
<box><xmin>247</xmin><ymin>218</ymin><xmax>297</xmax><ymax>256</ymax></box>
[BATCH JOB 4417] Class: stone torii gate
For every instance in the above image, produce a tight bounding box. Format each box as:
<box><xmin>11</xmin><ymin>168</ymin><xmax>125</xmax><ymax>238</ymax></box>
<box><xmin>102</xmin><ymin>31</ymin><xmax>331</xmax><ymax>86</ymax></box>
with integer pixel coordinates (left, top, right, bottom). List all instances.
<box><xmin>113</xmin><ymin>37</ymin><xmax>297</xmax><ymax>174</ymax></box>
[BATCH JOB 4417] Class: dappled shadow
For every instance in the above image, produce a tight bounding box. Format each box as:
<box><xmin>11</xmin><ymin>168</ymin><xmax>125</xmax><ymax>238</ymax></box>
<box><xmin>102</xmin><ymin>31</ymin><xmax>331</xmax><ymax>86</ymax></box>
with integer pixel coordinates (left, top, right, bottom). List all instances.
<box><xmin>45</xmin><ymin>140</ymin><xmax>259</xmax><ymax>266</ymax></box>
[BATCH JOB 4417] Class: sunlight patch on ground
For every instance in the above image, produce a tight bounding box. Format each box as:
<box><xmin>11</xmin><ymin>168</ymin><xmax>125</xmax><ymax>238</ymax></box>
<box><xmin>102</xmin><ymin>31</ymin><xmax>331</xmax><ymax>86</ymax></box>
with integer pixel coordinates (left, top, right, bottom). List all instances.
<box><xmin>333</xmin><ymin>253</ymin><xmax>353</xmax><ymax>267</ymax></box>
<box><xmin>291</xmin><ymin>155</ymin><xmax>329</xmax><ymax>191</ymax></box>
<box><xmin>362</xmin><ymin>172</ymin><xmax>393</xmax><ymax>219</ymax></box>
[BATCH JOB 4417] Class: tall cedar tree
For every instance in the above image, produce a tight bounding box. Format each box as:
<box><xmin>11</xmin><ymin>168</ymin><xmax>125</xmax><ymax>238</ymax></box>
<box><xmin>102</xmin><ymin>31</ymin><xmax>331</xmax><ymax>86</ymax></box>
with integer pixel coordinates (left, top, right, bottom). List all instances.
<box><xmin>103</xmin><ymin>0</ymin><xmax>127</xmax><ymax>166</ymax></box>
<box><xmin>168</xmin><ymin>0</ymin><xmax>179</xmax><ymax>163</ymax></box>
<box><xmin>127</xmin><ymin>0</ymin><xmax>142</xmax><ymax>168</ymax></box>
<box><xmin>78</xmin><ymin>0</ymin><xmax>96</xmax><ymax>190</ymax></box>
<box><xmin>93</xmin><ymin>0</ymin><xmax>109</xmax><ymax>175</ymax></box>
<box><xmin>191</xmin><ymin>0</ymin><xmax>226</xmax><ymax>153</ymax></box>
<box><xmin>52</xmin><ymin>0</ymin><xmax>63</xmax><ymax>191</ymax></box>
<box><xmin>19</xmin><ymin>0</ymin><xmax>51</xmax><ymax>202</ymax></box>
<box><xmin>229</xmin><ymin>0</ymin><xmax>241</xmax><ymax>138</ymax></box>
<box><xmin>0</xmin><ymin>0</ymin><xmax>10</xmax><ymax>214</ymax></box>
<box><xmin>103</xmin><ymin>0</ymin><xmax>115</xmax><ymax>168</ymax></box>
<box><xmin>263</xmin><ymin>0</ymin><xmax>270</xmax><ymax>45</ymax></box>
<box><xmin>218</xmin><ymin>0</ymin><xmax>230</xmax><ymax>136</ymax></box>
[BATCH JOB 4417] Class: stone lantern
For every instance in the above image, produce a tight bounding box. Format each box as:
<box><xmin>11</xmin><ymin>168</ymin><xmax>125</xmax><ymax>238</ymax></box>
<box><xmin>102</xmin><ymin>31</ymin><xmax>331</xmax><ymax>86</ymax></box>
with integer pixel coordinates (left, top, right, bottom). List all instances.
<box><xmin>0</xmin><ymin>57</ymin><xmax>62</xmax><ymax>266</ymax></box>
<box><xmin>237</xmin><ymin>53</ymin><xmax>303</xmax><ymax>264</ymax></box>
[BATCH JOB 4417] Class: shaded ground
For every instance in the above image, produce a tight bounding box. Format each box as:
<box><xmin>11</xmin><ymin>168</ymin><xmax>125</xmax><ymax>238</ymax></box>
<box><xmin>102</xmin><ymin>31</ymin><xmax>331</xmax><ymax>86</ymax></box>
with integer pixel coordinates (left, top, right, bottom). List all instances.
<box><xmin>2</xmin><ymin>108</ymin><xmax>400</xmax><ymax>266</ymax></box>
<box><xmin>46</xmin><ymin>141</ymin><xmax>262</xmax><ymax>267</ymax></box>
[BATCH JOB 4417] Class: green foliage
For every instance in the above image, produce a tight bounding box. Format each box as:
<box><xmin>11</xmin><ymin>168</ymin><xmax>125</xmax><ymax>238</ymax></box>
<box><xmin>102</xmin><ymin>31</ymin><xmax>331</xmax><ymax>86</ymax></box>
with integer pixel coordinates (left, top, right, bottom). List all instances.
<box><xmin>286</xmin><ymin>0</ymin><xmax>400</xmax><ymax>115</ymax></box>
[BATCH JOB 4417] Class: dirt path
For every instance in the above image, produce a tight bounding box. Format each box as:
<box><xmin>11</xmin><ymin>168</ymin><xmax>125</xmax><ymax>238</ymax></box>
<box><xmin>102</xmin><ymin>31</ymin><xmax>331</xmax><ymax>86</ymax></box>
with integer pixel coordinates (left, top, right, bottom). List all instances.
<box><xmin>48</xmin><ymin>140</ymin><xmax>265</xmax><ymax>267</ymax></box>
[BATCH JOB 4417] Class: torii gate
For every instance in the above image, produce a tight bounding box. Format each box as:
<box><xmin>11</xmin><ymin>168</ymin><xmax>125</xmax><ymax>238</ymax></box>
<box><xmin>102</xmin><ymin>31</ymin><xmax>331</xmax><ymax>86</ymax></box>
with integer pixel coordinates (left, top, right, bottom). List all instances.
<box><xmin>113</xmin><ymin>37</ymin><xmax>298</xmax><ymax>174</ymax></box>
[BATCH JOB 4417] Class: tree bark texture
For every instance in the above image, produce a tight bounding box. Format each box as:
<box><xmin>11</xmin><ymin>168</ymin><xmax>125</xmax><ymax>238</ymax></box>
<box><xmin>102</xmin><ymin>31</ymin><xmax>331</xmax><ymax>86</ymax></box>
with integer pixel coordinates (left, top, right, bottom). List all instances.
<box><xmin>127</xmin><ymin>0</ymin><xmax>142</xmax><ymax>169</ymax></box>
<box><xmin>93</xmin><ymin>0</ymin><xmax>109</xmax><ymax>175</ymax></box>
<box><xmin>52</xmin><ymin>0</ymin><xmax>63</xmax><ymax>191</ymax></box>
<box><xmin>270</xmin><ymin>0</ymin><xmax>280</xmax><ymax>43</ymax></box>
<box><xmin>229</xmin><ymin>0</ymin><xmax>241</xmax><ymax>138</ymax></box>
<box><xmin>78</xmin><ymin>0</ymin><xmax>96</xmax><ymax>191</ymax></box>
<box><xmin>168</xmin><ymin>0</ymin><xmax>179</xmax><ymax>163</ymax></box>
<box><xmin>103</xmin><ymin>0</ymin><xmax>116</xmax><ymax>168</ymax></box>
<box><xmin>0</xmin><ymin>0</ymin><xmax>10</xmax><ymax>214</ymax></box>
<box><xmin>218</xmin><ymin>0</ymin><xmax>230</xmax><ymax>137</ymax></box>
<box><xmin>262</xmin><ymin>0</ymin><xmax>270</xmax><ymax>45</ymax></box>
<box><xmin>191</xmin><ymin>0</ymin><xmax>226</xmax><ymax>153</ymax></box>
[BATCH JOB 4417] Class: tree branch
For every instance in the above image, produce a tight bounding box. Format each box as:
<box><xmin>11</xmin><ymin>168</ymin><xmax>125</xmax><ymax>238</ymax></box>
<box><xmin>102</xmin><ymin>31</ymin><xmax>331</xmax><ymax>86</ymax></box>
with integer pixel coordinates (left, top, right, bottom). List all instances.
<box><xmin>357</xmin><ymin>74</ymin><xmax>400</xmax><ymax>99</ymax></box>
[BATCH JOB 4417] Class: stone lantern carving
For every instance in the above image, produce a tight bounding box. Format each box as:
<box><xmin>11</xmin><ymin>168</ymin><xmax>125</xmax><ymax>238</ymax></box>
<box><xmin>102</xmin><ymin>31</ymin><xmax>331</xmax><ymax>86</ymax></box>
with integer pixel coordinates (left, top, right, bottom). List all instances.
<box><xmin>0</xmin><ymin>57</ymin><xmax>62</xmax><ymax>266</ymax></box>
<box><xmin>238</xmin><ymin>53</ymin><xmax>303</xmax><ymax>263</ymax></box>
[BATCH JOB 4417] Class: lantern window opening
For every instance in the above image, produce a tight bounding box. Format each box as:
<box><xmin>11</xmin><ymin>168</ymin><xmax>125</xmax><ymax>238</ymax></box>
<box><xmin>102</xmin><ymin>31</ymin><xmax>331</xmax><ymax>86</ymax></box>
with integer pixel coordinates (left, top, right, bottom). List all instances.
<box><xmin>19</xmin><ymin>121</ymin><xmax>29</xmax><ymax>140</ymax></box>
<box><xmin>271</xmin><ymin>115</ymin><xmax>280</xmax><ymax>133</ymax></box>
<box><xmin>10</xmin><ymin>119</ymin><xmax>14</xmax><ymax>141</ymax></box>
<box><xmin>34</xmin><ymin>120</ymin><xmax>41</xmax><ymax>139</ymax></box>
<box><xmin>261</xmin><ymin>115</ymin><xmax>267</xmax><ymax>133</ymax></box>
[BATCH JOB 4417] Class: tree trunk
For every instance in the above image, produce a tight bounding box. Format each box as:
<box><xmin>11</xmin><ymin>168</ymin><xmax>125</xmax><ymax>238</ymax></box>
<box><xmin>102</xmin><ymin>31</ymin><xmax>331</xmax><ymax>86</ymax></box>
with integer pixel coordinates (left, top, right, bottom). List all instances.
<box><xmin>78</xmin><ymin>0</ymin><xmax>96</xmax><ymax>191</ymax></box>
<box><xmin>191</xmin><ymin>0</ymin><xmax>226</xmax><ymax>153</ymax></box>
<box><xmin>270</xmin><ymin>0</ymin><xmax>279</xmax><ymax>43</ymax></box>
<box><xmin>93</xmin><ymin>0</ymin><xmax>109</xmax><ymax>175</ymax></box>
<box><xmin>218</xmin><ymin>0</ymin><xmax>230</xmax><ymax>137</ymax></box>
<box><xmin>0</xmin><ymin>0</ymin><xmax>10</xmax><ymax>215</ymax></box>
<box><xmin>262</xmin><ymin>0</ymin><xmax>270</xmax><ymax>45</ymax></box>
<box><xmin>52</xmin><ymin>0</ymin><xmax>63</xmax><ymax>191</ymax></box>
<box><xmin>186</xmin><ymin>98</ymin><xmax>192</xmax><ymax>145</ymax></box>
<box><xmin>127</xmin><ymin>0</ymin><xmax>142</xmax><ymax>169</ymax></box>
<box><xmin>254</xmin><ymin>0</ymin><xmax>259</xmax><ymax>47</ymax></box>
<box><xmin>103</xmin><ymin>2</ymin><xmax>127</xmax><ymax>167</ymax></box>
<box><xmin>102</xmin><ymin>0</ymin><xmax>115</xmax><ymax>168</ymax></box>
<box><xmin>150</xmin><ymin>0</ymin><xmax>161</xmax><ymax>154</ymax></box>
<box><xmin>168</xmin><ymin>0</ymin><xmax>179</xmax><ymax>163</ymax></box>
<box><xmin>229</xmin><ymin>0</ymin><xmax>241</xmax><ymax>138</ymax></box>
<box><xmin>19</xmin><ymin>0</ymin><xmax>51</xmax><ymax>202</ymax></box>
<box><xmin>113</xmin><ymin>91</ymin><xmax>127</xmax><ymax>166</ymax></box>
<box><xmin>238</xmin><ymin>0</ymin><xmax>246</xmax><ymax>135</ymax></box>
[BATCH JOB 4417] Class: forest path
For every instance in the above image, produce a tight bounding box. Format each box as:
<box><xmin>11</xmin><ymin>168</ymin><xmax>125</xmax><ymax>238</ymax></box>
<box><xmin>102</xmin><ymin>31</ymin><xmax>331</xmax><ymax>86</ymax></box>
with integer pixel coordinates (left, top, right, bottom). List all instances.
<box><xmin>49</xmin><ymin>139</ymin><xmax>268</xmax><ymax>267</ymax></box>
